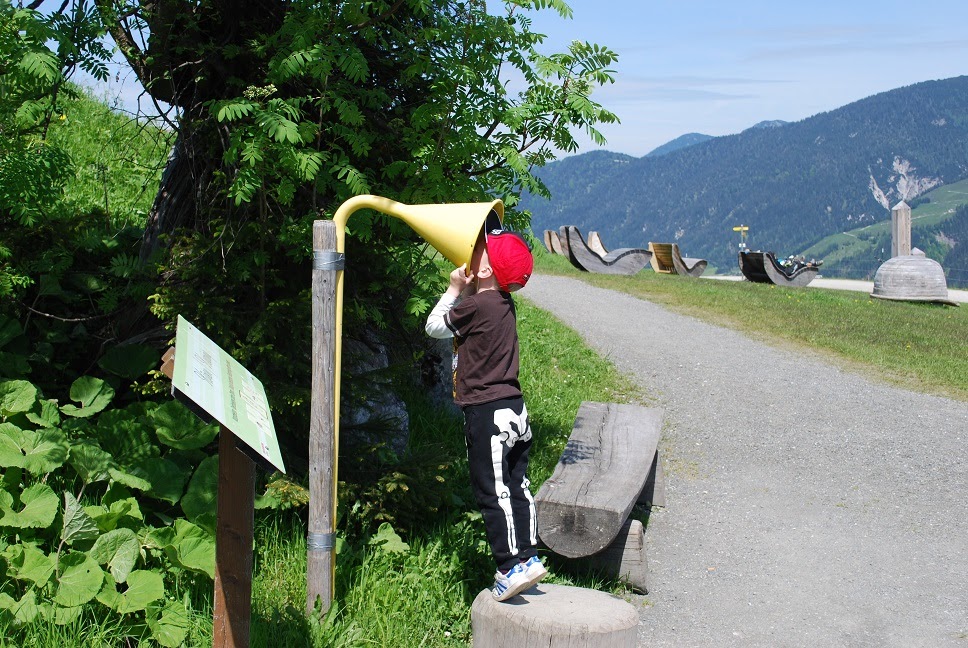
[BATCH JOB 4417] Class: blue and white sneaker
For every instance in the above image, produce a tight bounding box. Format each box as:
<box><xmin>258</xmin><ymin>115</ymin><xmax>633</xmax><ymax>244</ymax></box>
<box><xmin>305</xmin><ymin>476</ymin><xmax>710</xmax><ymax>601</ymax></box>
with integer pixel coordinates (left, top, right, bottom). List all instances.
<box><xmin>492</xmin><ymin>562</ymin><xmax>530</xmax><ymax>601</ymax></box>
<box><xmin>520</xmin><ymin>556</ymin><xmax>548</xmax><ymax>590</ymax></box>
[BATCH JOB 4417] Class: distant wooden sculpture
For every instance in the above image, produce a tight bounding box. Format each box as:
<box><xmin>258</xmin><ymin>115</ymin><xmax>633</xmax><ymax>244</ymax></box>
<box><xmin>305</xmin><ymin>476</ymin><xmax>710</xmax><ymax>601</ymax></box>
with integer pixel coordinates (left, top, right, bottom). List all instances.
<box><xmin>871</xmin><ymin>249</ymin><xmax>958</xmax><ymax>306</ymax></box>
<box><xmin>648</xmin><ymin>242</ymin><xmax>707</xmax><ymax>277</ymax></box>
<box><xmin>588</xmin><ymin>231</ymin><xmax>609</xmax><ymax>257</ymax></box>
<box><xmin>543</xmin><ymin>229</ymin><xmax>564</xmax><ymax>255</ymax></box>
<box><xmin>738</xmin><ymin>251</ymin><xmax>818</xmax><ymax>287</ymax></box>
<box><xmin>559</xmin><ymin>226</ymin><xmax>652</xmax><ymax>275</ymax></box>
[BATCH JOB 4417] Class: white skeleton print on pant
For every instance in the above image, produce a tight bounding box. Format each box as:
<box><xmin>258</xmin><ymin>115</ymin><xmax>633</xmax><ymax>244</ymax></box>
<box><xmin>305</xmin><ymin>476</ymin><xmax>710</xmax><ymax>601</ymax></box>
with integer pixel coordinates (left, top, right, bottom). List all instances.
<box><xmin>489</xmin><ymin>404</ymin><xmax>537</xmax><ymax>556</ymax></box>
<box><xmin>465</xmin><ymin>396</ymin><xmax>539</xmax><ymax>571</ymax></box>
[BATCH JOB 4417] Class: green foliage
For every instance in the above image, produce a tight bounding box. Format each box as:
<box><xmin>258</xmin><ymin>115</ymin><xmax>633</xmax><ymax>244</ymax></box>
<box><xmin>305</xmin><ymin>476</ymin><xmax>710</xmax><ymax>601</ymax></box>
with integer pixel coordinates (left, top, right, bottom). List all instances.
<box><xmin>0</xmin><ymin>3</ymin><xmax>121</xmax><ymax>297</ymax></box>
<box><xmin>0</xmin><ymin>376</ymin><xmax>221</xmax><ymax>645</ymax></box>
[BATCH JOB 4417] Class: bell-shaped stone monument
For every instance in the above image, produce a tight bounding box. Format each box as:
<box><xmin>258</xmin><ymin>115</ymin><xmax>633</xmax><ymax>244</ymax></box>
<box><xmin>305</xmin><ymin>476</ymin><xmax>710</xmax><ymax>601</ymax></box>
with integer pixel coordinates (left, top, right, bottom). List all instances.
<box><xmin>871</xmin><ymin>201</ymin><xmax>958</xmax><ymax>306</ymax></box>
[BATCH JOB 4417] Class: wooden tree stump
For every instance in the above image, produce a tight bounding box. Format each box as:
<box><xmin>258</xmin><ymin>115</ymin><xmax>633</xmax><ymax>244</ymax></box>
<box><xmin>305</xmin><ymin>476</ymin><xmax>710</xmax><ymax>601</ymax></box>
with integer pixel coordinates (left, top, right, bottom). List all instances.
<box><xmin>471</xmin><ymin>583</ymin><xmax>638</xmax><ymax>648</ymax></box>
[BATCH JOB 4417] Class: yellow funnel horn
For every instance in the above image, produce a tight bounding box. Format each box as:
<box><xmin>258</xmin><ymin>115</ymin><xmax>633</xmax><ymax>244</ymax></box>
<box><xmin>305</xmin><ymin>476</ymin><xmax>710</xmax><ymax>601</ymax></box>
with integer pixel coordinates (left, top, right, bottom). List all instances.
<box><xmin>333</xmin><ymin>195</ymin><xmax>504</xmax><ymax>269</ymax></box>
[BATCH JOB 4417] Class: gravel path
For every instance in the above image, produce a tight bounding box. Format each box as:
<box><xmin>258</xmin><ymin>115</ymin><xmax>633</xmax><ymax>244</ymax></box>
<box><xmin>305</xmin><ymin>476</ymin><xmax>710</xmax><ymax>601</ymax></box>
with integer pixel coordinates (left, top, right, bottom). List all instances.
<box><xmin>522</xmin><ymin>274</ymin><xmax>968</xmax><ymax>648</ymax></box>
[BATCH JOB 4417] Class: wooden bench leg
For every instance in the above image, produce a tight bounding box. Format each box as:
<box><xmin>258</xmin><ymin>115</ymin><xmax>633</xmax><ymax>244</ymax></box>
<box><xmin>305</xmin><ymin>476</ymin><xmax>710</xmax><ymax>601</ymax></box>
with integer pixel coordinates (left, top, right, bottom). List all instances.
<box><xmin>579</xmin><ymin>518</ymin><xmax>649</xmax><ymax>594</ymax></box>
<box><xmin>637</xmin><ymin>450</ymin><xmax>666</xmax><ymax>509</ymax></box>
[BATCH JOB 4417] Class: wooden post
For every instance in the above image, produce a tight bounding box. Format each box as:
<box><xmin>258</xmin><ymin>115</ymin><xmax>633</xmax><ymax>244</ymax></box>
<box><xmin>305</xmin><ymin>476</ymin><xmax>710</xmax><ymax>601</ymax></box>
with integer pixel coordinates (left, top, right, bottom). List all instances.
<box><xmin>892</xmin><ymin>200</ymin><xmax>912</xmax><ymax>257</ymax></box>
<box><xmin>212</xmin><ymin>426</ymin><xmax>255</xmax><ymax>648</ymax></box>
<box><xmin>307</xmin><ymin>220</ymin><xmax>339</xmax><ymax>615</ymax></box>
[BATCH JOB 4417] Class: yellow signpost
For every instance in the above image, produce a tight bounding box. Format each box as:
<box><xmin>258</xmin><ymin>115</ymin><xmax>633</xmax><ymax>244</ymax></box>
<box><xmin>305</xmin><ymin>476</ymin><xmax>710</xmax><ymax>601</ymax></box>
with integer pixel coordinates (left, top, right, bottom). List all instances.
<box><xmin>733</xmin><ymin>225</ymin><xmax>750</xmax><ymax>251</ymax></box>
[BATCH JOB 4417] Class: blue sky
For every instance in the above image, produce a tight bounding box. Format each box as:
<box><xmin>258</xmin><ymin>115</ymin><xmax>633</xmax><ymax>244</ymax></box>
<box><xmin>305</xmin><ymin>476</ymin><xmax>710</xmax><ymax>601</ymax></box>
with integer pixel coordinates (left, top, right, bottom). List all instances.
<box><xmin>513</xmin><ymin>0</ymin><xmax>968</xmax><ymax>157</ymax></box>
<box><xmin>82</xmin><ymin>1</ymin><xmax>968</xmax><ymax>158</ymax></box>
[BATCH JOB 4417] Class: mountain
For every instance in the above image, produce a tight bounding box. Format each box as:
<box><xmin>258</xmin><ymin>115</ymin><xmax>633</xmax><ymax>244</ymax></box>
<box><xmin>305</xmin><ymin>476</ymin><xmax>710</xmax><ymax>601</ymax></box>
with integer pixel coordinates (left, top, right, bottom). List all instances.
<box><xmin>748</xmin><ymin>119</ymin><xmax>789</xmax><ymax>130</ymax></box>
<box><xmin>523</xmin><ymin>76</ymin><xmax>968</xmax><ymax>276</ymax></box>
<box><xmin>645</xmin><ymin>132</ymin><xmax>713</xmax><ymax>157</ymax></box>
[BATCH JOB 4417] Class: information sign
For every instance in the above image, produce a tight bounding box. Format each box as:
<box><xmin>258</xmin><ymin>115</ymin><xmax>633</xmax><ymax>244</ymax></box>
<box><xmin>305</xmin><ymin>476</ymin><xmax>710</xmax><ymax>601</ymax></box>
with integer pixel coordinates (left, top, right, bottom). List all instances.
<box><xmin>172</xmin><ymin>315</ymin><xmax>285</xmax><ymax>473</ymax></box>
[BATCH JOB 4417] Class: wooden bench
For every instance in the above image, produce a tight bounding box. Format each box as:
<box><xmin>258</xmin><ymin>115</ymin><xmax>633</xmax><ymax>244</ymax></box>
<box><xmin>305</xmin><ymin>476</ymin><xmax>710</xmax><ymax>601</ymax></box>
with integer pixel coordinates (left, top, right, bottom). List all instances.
<box><xmin>535</xmin><ymin>401</ymin><xmax>664</xmax><ymax>592</ymax></box>
<box><xmin>648</xmin><ymin>242</ymin><xmax>707</xmax><ymax>277</ymax></box>
<box><xmin>738</xmin><ymin>250</ymin><xmax>818</xmax><ymax>287</ymax></box>
<box><xmin>558</xmin><ymin>226</ymin><xmax>652</xmax><ymax>275</ymax></box>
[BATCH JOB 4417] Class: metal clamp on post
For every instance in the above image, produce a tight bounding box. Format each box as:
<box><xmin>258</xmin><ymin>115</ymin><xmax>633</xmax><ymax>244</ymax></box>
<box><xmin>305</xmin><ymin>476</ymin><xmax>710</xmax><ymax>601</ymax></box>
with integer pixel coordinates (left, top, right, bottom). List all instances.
<box><xmin>313</xmin><ymin>250</ymin><xmax>345</xmax><ymax>271</ymax></box>
<box><xmin>307</xmin><ymin>532</ymin><xmax>335</xmax><ymax>552</ymax></box>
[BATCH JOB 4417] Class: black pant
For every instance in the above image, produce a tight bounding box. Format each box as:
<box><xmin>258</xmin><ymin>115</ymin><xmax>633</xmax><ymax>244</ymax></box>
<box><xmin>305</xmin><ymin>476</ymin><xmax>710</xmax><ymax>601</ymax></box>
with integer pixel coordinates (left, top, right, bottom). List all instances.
<box><xmin>464</xmin><ymin>396</ymin><xmax>538</xmax><ymax>572</ymax></box>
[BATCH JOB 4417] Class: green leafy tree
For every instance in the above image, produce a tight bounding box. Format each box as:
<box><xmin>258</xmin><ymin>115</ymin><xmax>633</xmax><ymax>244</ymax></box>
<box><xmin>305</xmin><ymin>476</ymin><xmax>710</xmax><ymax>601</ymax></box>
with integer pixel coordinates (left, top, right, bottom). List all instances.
<box><xmin>9</xmin><ymin>0</ymin><xmax>617</xmax><ymax>501</ymax></box>
<box><xmin>53</xmin><ymin>0</ymin><xmax>616</xmax><ymax>444</ymax></box>
<box><xmin>1</xmin><ymin>3</ymin><xmax>618</xmax><ymax>638</ymax></box>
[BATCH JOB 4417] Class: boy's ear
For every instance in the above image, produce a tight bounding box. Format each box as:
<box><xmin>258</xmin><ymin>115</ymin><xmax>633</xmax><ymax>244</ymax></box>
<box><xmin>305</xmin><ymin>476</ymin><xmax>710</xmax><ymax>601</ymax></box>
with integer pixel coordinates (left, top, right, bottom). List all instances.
<box><xmin>477</xmin><ymin>264</ymin><xmax>493</xmax><ymax>279</ymax></box>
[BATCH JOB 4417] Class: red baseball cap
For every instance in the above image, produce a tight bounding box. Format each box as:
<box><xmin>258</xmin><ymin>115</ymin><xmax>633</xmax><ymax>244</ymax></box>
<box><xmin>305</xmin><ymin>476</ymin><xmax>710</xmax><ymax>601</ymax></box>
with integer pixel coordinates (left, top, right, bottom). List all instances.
<box><xmin>486</xmin><ymin>229</ymin><xmax>533</xmax><ymax>292</ymax></box>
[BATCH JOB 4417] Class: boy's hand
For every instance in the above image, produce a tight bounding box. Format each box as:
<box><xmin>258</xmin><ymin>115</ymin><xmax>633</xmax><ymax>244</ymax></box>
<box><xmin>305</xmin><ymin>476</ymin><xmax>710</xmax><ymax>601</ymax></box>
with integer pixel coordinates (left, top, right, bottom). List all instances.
<box><xmin>446</xmin><ymin>264</ymin><xmax>474</xmax><ymax>297</ymax></box>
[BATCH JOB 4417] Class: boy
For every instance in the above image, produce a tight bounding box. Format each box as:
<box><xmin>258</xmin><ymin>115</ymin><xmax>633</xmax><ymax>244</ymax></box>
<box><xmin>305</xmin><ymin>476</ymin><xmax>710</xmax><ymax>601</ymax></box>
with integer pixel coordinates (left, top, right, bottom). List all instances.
<box><xmin>425</xmin><ymin>222</ymin><xmax>547</xmax><ymax>601</ymax></box>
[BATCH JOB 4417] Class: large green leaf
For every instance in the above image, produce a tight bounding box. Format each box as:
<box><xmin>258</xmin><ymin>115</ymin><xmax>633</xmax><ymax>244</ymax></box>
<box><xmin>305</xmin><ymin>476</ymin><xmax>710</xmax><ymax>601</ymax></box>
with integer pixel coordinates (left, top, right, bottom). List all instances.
<box><xmin>151</xmin><ymin>400</ymin><xmax>219</xmax><ymax>450</ymax></box>
<box><xmin>95</xmin><ymin>572</ymin><xmax>121</xmax><ymax>610</ymax></box>
<box><xmin>0</xmin><ymin>379</ymin><xmax>37</xmax><ymax>415</ymax></box>
<box><xmin>168</xmin><ymin>519</ymin><xmax>215</xmax><ymax>579</ymax></box>
<box><xmin>53</xmin><ymin>604</ymin><xmax>84</xmax><ymax>626</ymax></box>
<box><xmin>0</xmin><ymin>316</ymin><xmax>21</xmax><ymax>348</ymax></box>
<box><xmin>131</xmin><ymin>456</ymin><xmax>189</xmax><ymax>504</ymax></box>
<box><xmin>26</xmin><ymin>398</ymin><xmax>61</xmax><ymax>428</ymax></box>
<box><xmin>68</xmin><ymin>440</ymin><xmax>114</xmax><ymax>484</ymax></box>
<box><xmin>144</xmin><ymin>525</ymin><xmax>176</xmax><ymax>551</ymax></box>
<box><xmin>54</xmin><ymin>552</ymin><xmax>104</xmax><ymax>607</ymax></box>
<box><xmin>95</xmin><ymin>409</ymin><xmax>159</xmax><ymax>463</ymax></box>
<box><xmin>368</xmin><ymin>522</ymin><xmax>410</xmax><ymax>554</ymax></box>
<box><xmin>97</xmin><ymin>344</ymin><xmax>158</xmax><ymax>380</ymax></box>
<box><xmin>0</xmin><ymin>423</ymin><xmax>25</xmax><ymax>468</ymax></box>
<box><xmin>118</xmin><ymin>569</ymin><xmax>164</xmax><ymax>613</ymax></box>
<box><xmin>0</xmin><ymin>352</ymin><xmax>31</xmax><ymax>379</ymax></box>
<box><xmin>0</xmin><ymin>482</ymin><xmax>58</xmax><ymax>528</ymax></box>
<box><xmin>180</xmin><ymin>455</ymin><xmax>218</xmax><ymax>523</ymax></box>
<box><xmin>98</xmin><ymin>570</ymin><xmax>164</xmax><ymax>614</ymax></box>
<box><xmin>148</xmin><ymin>600</ymin><xmax>190</xmax><ymax>647</ymax></box>
<box><xmin>90</xmin><ymin>528</ymin><xmax>140</xmax><ymax>583</ymax></box>
<box><xmin>87</xmin><ymin>496</ymin><xmax>144</xmax><ymax>536</ymax></box>
<box><xmin>23</xmin><ymin>428</ymin><xmax>68</xmax><ymax>474</ymax></box>
<box><xmin>0</xmin><ymin>424</ymin><xmax>68</xmax><ymax>474</ymax></box>
<box><xmin>3</xmin><ymin>589</ymin><xmax>40</xmax><ymax>625</ymax></box>
<box><xmin>61</xmin><ymin>492</ymin><xmax>101</xmax><ymax>545</ymax></box>
<box><xmin>60</xmin><ymin>376</ymin><xmax>114</xmax><ymax>418</ymax></box>
<box><xmin>107</xmin><ymin>467</ymin><xmax>152</xmax><ymax>492</ymax></box>
<box><xmin>6</xmin><ymin>543</ymin><xmax>55</xmax><ymax>586</ymax></box>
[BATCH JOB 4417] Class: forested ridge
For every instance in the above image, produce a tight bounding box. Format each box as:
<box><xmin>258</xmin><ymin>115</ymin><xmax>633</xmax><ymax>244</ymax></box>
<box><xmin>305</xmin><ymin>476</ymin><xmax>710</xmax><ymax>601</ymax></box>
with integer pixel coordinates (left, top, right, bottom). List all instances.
<box><xmin>524</xmin><ymin>75</ymin><xmax>968</xmax><ymax>277</ymax></box>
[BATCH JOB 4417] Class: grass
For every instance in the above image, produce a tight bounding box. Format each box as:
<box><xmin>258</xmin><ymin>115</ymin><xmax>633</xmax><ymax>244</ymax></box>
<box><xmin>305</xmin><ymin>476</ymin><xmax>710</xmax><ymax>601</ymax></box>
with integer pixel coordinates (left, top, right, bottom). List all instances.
<box><xmin>533</xmin><ymin>246</ymin><xmax>968</xmax><ymax>401</ymax></box>
<box><xmin>47</xmin><ymin>87</ymin><xmax>173</xmax><ymax>228</ymax></box>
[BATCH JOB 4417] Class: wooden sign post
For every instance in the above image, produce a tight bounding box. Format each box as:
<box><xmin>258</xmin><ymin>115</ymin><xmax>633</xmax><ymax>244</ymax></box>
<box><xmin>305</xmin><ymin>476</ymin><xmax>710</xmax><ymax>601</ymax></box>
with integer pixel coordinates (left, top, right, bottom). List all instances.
<box><xmin>211</xmin><ymin>425</ymin><xmax>255</xmax><ymax>647</ymax></box>
<box><xmin>164</xmin><ymin>317</ymin><xmax>286</xmax><ymax>648</ymax></box>
<box><xmin>307</xmin><ymin>220</ymin><xmax>339</xmax><ymax>615</ymax></box>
